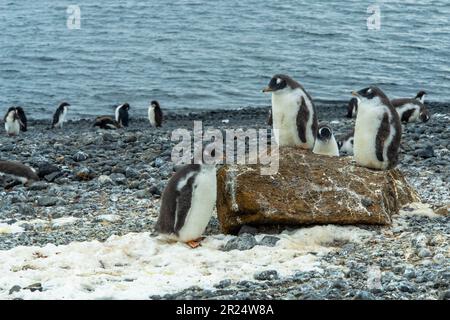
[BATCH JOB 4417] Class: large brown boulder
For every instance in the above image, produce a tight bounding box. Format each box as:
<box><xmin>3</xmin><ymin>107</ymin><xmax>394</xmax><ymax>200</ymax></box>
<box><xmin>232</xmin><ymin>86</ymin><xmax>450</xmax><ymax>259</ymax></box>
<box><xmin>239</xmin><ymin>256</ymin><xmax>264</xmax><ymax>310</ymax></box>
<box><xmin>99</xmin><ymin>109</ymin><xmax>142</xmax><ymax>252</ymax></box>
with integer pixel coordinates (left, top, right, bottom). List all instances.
<box><xmin>217</xmin><ymin>147</ymin><xmax>419</xmax><ymax>234</ymax></box>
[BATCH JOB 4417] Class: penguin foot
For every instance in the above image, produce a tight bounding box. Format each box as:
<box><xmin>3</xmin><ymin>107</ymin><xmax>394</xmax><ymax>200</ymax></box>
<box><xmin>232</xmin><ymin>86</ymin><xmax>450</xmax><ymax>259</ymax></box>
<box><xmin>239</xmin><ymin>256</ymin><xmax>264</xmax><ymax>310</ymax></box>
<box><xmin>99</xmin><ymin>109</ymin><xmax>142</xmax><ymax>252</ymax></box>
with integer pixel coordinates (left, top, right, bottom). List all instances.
<box><xmin>186</xmin><ymin>237</ymin><xmax>205</xmax><ymax>249</ymax></box>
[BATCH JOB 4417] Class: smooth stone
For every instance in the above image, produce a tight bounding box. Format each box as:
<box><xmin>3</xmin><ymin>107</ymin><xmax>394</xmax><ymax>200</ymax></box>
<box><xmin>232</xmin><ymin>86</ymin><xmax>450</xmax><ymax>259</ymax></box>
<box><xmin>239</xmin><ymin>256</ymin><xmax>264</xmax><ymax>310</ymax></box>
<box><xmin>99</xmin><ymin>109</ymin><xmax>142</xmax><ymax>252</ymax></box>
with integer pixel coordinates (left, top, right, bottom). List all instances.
<box><xmin>258</xmin><ymin>235</ymin><xmax>280</xmax><ymax>247</ymax></box>
<box><xmin>222</xmin><ymin>233</ymin><xmax>257</xmax><ymax>251</ymax></box>
<box><xmin>254</xmin><ymin>270</ymin><xmax>279</xmax><ymax>281</ymax></box>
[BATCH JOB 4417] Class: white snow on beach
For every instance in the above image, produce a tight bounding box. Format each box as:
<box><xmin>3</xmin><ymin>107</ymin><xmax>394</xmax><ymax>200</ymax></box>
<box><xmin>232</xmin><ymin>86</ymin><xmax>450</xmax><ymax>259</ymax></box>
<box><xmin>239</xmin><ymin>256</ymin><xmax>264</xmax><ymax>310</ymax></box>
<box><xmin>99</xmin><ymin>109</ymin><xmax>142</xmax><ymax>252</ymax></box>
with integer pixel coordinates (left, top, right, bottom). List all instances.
<box><xmin>0</xmin><ymin>225</ymin><xmax>372</xmax><ymax>300</ymax></box>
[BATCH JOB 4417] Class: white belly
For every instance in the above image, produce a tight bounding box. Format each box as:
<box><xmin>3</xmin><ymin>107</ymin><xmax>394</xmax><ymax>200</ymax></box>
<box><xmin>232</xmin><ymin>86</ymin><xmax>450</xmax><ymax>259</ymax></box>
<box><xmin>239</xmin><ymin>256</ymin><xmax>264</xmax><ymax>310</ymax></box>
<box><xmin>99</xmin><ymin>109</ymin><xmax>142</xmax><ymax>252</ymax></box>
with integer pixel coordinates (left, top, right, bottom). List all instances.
<box><xmin>56</xmin><ymin>108</ymin><xmax>68</xmax><ymax>128</ymax></box>
<box><xmin>115</xmin><ymin>106</ymin><xmax>120</xmax><ymax>122</ymax></box>
<box><xmin>340</xmin><ymin>138</ymin><xmax>354</xmax><ymax>156</ymax></box>
<box><xmin>177</xmin><ymin>166</ymin><xmax>217</xmax><ymax>242</ymax></box>
<box><xmin>272</xmin><ymin>91</ymin><xmax>301</xmax><ymax>147</ymax></box>
<box><xmin>354</xmin><ymin>105</ymin><xmax>386</xmax><ymax>170</ymax></box>
<box><xmin>5</xmin><ymin>118</ymin><xmax>20</xmax><ymax>136</ymax></box>
<box><xmin>313</xmin><ymin>136</ymin><xmax>339</xmax><ymax>156</ymax></box>
<box><xmin>148</xmin><ymin>107</ymin><xmax>156</xmax><ymax>126</ymax></box>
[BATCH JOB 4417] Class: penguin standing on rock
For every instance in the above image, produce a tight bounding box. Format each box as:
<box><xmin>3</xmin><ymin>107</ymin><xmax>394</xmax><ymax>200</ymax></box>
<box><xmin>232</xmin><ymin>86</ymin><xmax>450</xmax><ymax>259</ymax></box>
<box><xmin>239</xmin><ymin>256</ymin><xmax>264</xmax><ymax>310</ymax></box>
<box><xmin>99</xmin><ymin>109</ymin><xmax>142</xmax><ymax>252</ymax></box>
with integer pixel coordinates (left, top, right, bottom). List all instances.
<box><xmin>155</xmin><ymin>163</ymin><xmax>217</xmax><ymax>248</ymax></box>
<box><xmin>115</xmin><ymin>103</ymin><xmax>130</xmax><ymax>127</ymax></box>
<box><xmin>4</xmin><ymin>107</ymin><xmax>20</xmax><ymax>136</ymax></box>
<box><xmin>351</xmin><ymin>86</ymin><xmax>402</xmax><ymax>170</ymax></box>
<box><xmin>312</xmin><ymin>123</ymin><xmax>339</xmax><ymax>157</ymax></box>
<box><xmin>148</xmin><ymin>100</ymin><xmax>163</xmax><ymax>127</ymax></box>
<box><xmin>0</xmin><ymin>160</ymin><xmax>39</xmax><ymax>188</ymax></box>
<box><xmin>263</xmin><ymin>74</ymin><xmax>318</xmax><ymax>148</ymax></box>
<box><xmin>391</xmin><ymin>91</ymin><xmax>430</xmax><ymax>123</ymax></box>
<box><xmin>52</xmin><ymin>102</ymin><xmax>70</xmax><ymax>129</ymax></box>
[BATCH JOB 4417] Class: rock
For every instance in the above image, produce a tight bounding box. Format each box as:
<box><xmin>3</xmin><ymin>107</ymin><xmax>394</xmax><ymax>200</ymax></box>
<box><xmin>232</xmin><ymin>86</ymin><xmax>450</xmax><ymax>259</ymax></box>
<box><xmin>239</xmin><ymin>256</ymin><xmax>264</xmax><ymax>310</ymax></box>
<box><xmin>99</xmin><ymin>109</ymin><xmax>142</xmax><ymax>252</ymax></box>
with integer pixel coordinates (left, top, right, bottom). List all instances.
<box><xmin>440</xmin><ymin>290</ymin><xmax>450</xmax><ymax>300</ymax></box>
<box><xmin>24</xmin><ymin>283</ymin><xmax>43</xmax><ymax>292</ymax></box>
<box><xmin>418</xmin><ymin>248</ymin><xmax>432</xmax><ymax>258</ymax></box>
<box><xmin>398</xmin><ymin>282</ymin><xmax>417</xmax><ymax>293</ymax></box>
<box><xmin>254</xmin><ymin>270</ymin><xmax>279</xmax><ymax>281</ymax></box>
<box><xmin>125</xmin><ymin>167</ymin><xmax>139</xmax><ymax>179</ymax></box>
<box><xmin>238</xmin><ymin>225</ymin><xmax>257</xmax><ymax>235</ymax></box>
<box><xmin>28</xmin><ymin>181</ymin><xmax>48</xmax><ymax>191</ymax></box>
<box><xmin>44</xmin><ymin>171</ymin><xmax>63</xmax><ymax>182</ymax></box>
<box><xmin>75</xmin><ymin>167</ymin><xmax>95</xmax><ymax>181</ymax></box>
<box><xmin>222</xmin><ymin>233</ymin><xmax>257</xmax><ymax>251</ymax></box>
<box><xmin>124</xmin><ymin>135</ymin><xmax>137</xmax><ymax>143</ymax></box>
<box><xmin>9</xmin><ymin>285</ymin><xmax>21</xmax><ymax>295</ymax></box>
<box><xmin>217</xmin><ymin>148</ymin><xmax>419</xmax><ymax>234</ymax></box>
<box><xmin>214</xmin><ymin>279</ymin><xmax>232</xmax><ymax>289</ymax></box>
<box><xmin>72</xmin><ymin>151</ymin><xmax>89</xmax><ymax>162</ymax></box>
<box><xmin>37</xmin><ymin>162</ymin><xmax>60</xmax><ymax>178</ymax></box>
<box><xmin>258</xmin><ymin>235</ymin><xmax>280</xmax><ymax>247</ymax></box>
<box><xmin>435</xmin><ymin>204</ymin><xmax>449</xmax><ymax>216</ymax></box>
<box><xmin>433</xmin><ymin>253</ymin><xmax>445</xmax><ymax>264</ymax></box>
<box><xmin>98</xmin><ymin>175</ymin><xmax>114</xmax><ymax>186</ymax></box>
<box><xmin>16</xmin><ymin>203</ymin><xmax>36</xmax><ymax>215</ymax></box>
<box><xmin>134</xmin><ymin>189</ymin><xmax>151</xmax><ymax>199</ymax></box>
<box><xmin>417</xmin><ymin>146</ymin><xmax>435</xmax><ymax>158</ymax></box>
<box><xmin>110</xmin><ymin>173</ymin><xmax>126</xmax><ymax>185</ymax></box>
<box><xmin>403</xmin><ymin>268</ymin><xmax>416</xmax><ymax>279</ymax></box>
<box><xmin>37</xmin><ymin>196</ymin><xmax>57</xmax><ymax>207</ymax></box>
<box><xmin>353</xmin><ymin>291</ymin><xmax>375</xmax><ymax>300</ymax></box>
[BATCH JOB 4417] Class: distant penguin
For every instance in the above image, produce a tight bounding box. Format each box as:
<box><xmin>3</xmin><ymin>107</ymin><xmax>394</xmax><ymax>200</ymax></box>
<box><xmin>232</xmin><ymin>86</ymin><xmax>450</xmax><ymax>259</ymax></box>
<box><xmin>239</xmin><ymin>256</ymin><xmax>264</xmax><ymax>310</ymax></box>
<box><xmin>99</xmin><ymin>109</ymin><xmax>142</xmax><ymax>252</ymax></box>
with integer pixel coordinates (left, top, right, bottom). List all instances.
<box><xmin>94</xmin><ymin>116</ymin><xmax>122</xmax><ymax>130</ymax></box>
<box><xmin>391</xmin><ymin>91</ymin><xmax>430</xmax><ymax>123</ymax></box>
<box><xmin>312</xmin><ymin>123</ymin><xmax>339</xmax><ymax>157</ymax></box>
<box><xmin>347</xmin><ymin>97</ymin><xmax>358</xmax><ymax>118</ymax></box>
<box><xmin>155</xmin><ymin>164</ymin><xmax>217</xmax><ymax>248</ymax></box>
<box><xmin>52</xmin><ymin>102</ymin><xmax>70</xmax><ymax>129</ymax></box>
<box><xmin>4</xmin><ymin>107</ymin><xmax>21</xmax><ymax>136</ymax></box>
<box><xmin>263</xmin><ymin>74</ymin><xmax>318</xmax><ymax>148</ymax></box>
<box><xmin>337</xmin><ymin>130</ymin><xmax>355</xmax><ymax>156</ymax></box>
<box><xmin>148</xmin><ymin>100</ymin><xmax>163</xmax><ymax>127</ymax></box>
<box><xmin>115</xmin><ymin>103</ymin><xmax>130</xmax><ymax>127</ymax></box>
<box><xmin>0</xmin><ymin>160</ymin><xmax>39</xmax><ymax>186</ymax></box>
<box><xmin>352</xmin><ymin>86</ymin><xmax>402</xmax><ymax>170</ymax></box>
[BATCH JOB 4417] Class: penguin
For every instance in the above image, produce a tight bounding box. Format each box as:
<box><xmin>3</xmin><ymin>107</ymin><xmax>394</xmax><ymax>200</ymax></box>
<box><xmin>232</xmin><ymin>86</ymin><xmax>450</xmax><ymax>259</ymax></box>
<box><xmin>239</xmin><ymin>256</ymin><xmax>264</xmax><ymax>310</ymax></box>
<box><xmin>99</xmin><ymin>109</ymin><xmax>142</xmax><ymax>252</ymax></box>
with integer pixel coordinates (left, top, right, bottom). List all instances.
<box><xmin>337</xmin><ymin>130</ymin><xmax>355</xmax><ymax>156</ymax></box>
<box><xmin>351</xmin><ymin>86</ymin><xmax>402</xmax><ymax>170</ymax></box>
<box><xmin>0</xmin><ymin>160</ymin><xmax>39</xmax><ymax>187</ymax></box>
<box><xmin>4</xmin><ymin>107</ymin><xmax>21</xmax><ymax>136</ymax></box>
<box><xmin>346</xmin><ymin>97</ymin><xmax>358</xmax><ymax>118</ymax></box>
<box><xmin>263</xmin><ymin>74</ymin><xmax>318</xmax><ymax>148</ymax></box>
<box><xmin>94</xmin><ymin>116</ymin><xmax>122</xmax><ymax>130</ymax></box>
<box><xmin>312</xmin><ymin>123</ymin><xmax>339</xmax><ymax>157</ymax></box>
<box><xmin>155</xmin><ymin>163</ymin><xmax>217</xmax><ymax>248</ymax></box>
<box><xmin>15</xmin><ymin>107</ymin><xmax>27</xmax><ymax>132</ymax></box>
<box><xmin>52</xmin><ymin>102</ymin><xmax>70</xmax><ymax>129</ymax></box>
<box><xmin>391</xmin><ymin>91</ymin><xmax>430</xmax><ymax>123</ymax></box>
<box><xmin>115</xmin><ymin>103</ymin><xmax>130</xmax><ymax>127</ymax></box>
<box><xmin>148</xmin><ymin>100</ymin><xmax>163</xmax><ymax>127</ymax></box>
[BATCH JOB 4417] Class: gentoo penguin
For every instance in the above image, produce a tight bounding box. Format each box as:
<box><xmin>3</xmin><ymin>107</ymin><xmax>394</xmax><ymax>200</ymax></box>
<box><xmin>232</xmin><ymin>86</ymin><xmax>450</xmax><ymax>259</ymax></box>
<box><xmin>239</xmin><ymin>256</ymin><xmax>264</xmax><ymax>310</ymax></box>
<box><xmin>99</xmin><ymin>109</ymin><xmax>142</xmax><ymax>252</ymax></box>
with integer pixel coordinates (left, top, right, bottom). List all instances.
<box><xmin>312</xmin><ymin>123</ymin><xmax>339</xmax><ymax>157</ymax></box>
<box><xmin>263</xmin><ymin>74</ymin><xmax>318</xmax><ymax>148</ymax></box>
<box><xmin>15</xmin><ymin>107</ymin><xmax>27</xmax><ymax>132</ymax></box>
<box><xmin>352</xmin><ymin>86</ymin><xmax>402</xmax><ymax>170</ymax></box>
<box><xmin>52</xmin><ymin>102</ymin><xmax>70</xmax><ymax>129</ymax></box>
<box><xmin>391</xmin><ymin>91</ymin><xmax>430</xmax><ymax>123</ymax></box>
<box><xmin>4</xmin><ymin>107</ymin><xmax>21</xmax><ymax>136</ymax></box>
<box><xmin>115</xmin><ymin>103</ymin><xmax>130</xmax><ymax>127</ymax></box>
<box><xmin>0</xmin><ymin>160</ymin><xmax>39</xmax><ymax>187</ymax></box>
<box><xmin>337</xmin><ymin>130</ymin><xmax>355</xmax><ymax>156</ymax></box>
<box><xmin>94</xmin><ymin>116</ymin><xmax>122</xmax><ymax>130</ymax></box>
<box><xmin>148</xmin><ymin>100</ymin><xmax>163</xmax><ymax>127</ymax></box>
<box><xmin>155</xmin><ymin>164</ymin><xmax>217</xmax><ymax>248</ymax></box>
<box><xmin>346</xmin><ymin>97</ymin><xmax>358</xmax><ymax>118</ymax></box>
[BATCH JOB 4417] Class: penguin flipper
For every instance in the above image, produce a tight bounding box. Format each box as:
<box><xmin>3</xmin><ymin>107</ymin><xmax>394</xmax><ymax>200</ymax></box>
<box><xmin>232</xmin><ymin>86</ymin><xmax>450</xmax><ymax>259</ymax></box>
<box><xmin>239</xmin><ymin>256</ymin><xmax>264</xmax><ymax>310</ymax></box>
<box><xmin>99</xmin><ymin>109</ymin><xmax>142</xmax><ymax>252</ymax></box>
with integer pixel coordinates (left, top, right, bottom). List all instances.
<box><xmin>375</xmin><ymin>113</ymin><xmax>390</xmax><ymax>162</ymax></box>
<box><xmin>296</xmin><ymin>96</ymin><xmax>308</xmax><ymax>143</ymax></box>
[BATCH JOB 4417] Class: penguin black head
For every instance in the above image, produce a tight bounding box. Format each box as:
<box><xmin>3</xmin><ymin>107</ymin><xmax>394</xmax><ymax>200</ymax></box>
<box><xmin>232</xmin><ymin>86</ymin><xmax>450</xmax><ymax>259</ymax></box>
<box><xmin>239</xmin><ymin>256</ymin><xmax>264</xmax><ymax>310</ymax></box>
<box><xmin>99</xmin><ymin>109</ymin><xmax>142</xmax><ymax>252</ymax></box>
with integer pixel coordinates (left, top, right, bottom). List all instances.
<box><xmin>59</xmin><ymin>102</ymin><xmax>70</xmax><ymax>108</ymax></box>
<box><xmin>121</xmin><ymin>103</ymin><xmax>130</xmax><ymax>111</ymax></box>
<box><xmin>317</xmin><ymin>124</ymin><xmax>333</xmax><ymax>141</ymax></box>
<box><xmin>415</xmin><ymin>90</ymin><xmax>426</xmax><ymax>100</ymax></box>
<box><xmin>151</xmin><ymin>100</ymin><xmax>160</xmax><ymax>109</ymax></box>
<box><xmin>262</xmin><ymin>74</ymin><xmax>300</xmax><ymax>93</ymax></box>
<box><xmin>351</xmin><ymin>86</ymin><xmax>390</xmax><ymax>106</ymax></box>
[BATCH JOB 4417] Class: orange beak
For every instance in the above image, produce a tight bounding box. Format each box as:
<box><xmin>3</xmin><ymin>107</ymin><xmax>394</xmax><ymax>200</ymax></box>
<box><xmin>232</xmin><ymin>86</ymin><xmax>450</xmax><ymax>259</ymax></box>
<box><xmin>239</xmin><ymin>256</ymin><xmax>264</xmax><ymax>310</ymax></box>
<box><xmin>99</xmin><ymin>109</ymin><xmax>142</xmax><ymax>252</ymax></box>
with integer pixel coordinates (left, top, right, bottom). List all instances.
<box><xmin>262</xmin><ymin>87</ymin><xmax>273</xmax><ymax>93</ymax></box>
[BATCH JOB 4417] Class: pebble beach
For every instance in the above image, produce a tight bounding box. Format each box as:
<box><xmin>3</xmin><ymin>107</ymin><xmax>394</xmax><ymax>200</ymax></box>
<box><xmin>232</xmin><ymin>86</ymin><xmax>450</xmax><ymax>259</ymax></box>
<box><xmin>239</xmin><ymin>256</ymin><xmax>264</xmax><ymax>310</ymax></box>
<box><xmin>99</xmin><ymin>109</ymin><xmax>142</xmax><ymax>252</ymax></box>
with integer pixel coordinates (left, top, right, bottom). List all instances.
<box><xmin>0</xmin><ymin>102</ymin><xmax>448</xmax><ymax>300</ymax></box>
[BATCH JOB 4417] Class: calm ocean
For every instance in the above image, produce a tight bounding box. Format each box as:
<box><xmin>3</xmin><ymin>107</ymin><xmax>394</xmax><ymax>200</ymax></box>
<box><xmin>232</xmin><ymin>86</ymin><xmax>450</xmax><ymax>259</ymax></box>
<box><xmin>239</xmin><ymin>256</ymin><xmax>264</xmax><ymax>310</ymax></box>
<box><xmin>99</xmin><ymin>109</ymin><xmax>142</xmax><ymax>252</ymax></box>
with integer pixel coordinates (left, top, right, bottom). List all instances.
<box><xmin>1</xmin><ymin>0</ymin><xmax>449</xmax><ymax>119</ymax></box>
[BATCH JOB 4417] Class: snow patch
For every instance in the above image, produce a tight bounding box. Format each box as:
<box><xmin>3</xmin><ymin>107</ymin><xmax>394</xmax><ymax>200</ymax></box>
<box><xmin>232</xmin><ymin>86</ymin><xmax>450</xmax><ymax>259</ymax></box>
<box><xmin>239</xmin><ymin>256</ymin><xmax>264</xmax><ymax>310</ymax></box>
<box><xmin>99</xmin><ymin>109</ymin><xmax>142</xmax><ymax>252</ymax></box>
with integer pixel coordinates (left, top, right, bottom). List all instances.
<box><xmin>399</xmin><ymin>202</ymin><xmax>440</xmax><ymax>218</ymax></box>
<box><xmin>0</xmin><ymin>223</ymin><xmax>24</xmax><ymax>235</ymax></box>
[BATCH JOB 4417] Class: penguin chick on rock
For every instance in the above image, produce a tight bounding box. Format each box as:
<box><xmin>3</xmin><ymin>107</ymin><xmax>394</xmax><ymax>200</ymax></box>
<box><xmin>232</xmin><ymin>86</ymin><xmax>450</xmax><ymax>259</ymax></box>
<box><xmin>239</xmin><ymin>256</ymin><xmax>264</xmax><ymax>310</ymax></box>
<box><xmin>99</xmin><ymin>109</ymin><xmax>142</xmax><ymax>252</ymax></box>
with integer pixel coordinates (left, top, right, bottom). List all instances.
<box><xmin>312</xmin><ymin>123</ymin><xmax>339</xmax><ymax>157</ymax></box>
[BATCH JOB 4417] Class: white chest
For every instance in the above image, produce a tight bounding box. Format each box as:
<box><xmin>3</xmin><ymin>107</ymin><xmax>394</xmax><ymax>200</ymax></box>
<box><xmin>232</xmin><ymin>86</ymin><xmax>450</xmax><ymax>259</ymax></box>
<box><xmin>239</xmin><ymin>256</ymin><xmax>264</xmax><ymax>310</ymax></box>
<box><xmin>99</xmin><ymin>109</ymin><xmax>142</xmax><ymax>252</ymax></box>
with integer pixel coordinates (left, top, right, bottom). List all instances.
<box><xmin>271</xmin><ymin>91</ymin><xmax>301</xmax><ymax>146</ymax></box>
<box><xmin>148</xmin><ymin>106</ymin><xmax>156</xmax><ymax>126</ymax></box>
<box><xmin>5</xmin><ymin>114</ymin><xmax>20</xmax><ymax>135</ymax></box>
<box><xmin>177</xmin><ymin>167</ymin><xmax>217</xmax><ymax>242</ymax></box>
<box><xmin>313</xmin><ymin>136</ymin><xmax>339</xmax><ymax>156</ymax></box>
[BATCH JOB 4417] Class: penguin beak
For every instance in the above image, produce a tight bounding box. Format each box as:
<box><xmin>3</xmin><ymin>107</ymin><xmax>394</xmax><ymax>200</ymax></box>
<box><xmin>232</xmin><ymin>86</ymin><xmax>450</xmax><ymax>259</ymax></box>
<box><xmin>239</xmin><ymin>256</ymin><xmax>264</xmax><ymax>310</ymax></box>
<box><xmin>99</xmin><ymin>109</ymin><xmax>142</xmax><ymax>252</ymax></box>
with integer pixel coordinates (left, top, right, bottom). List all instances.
<box><xmin>262</xmin><ymin>87</ymin><xmax>273</xmax><ymax>93</ymax></box>
<box><xmin>351</xmin><ymin>91</ymin><xmax>359</xmax><ymax>97</ymax></box>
